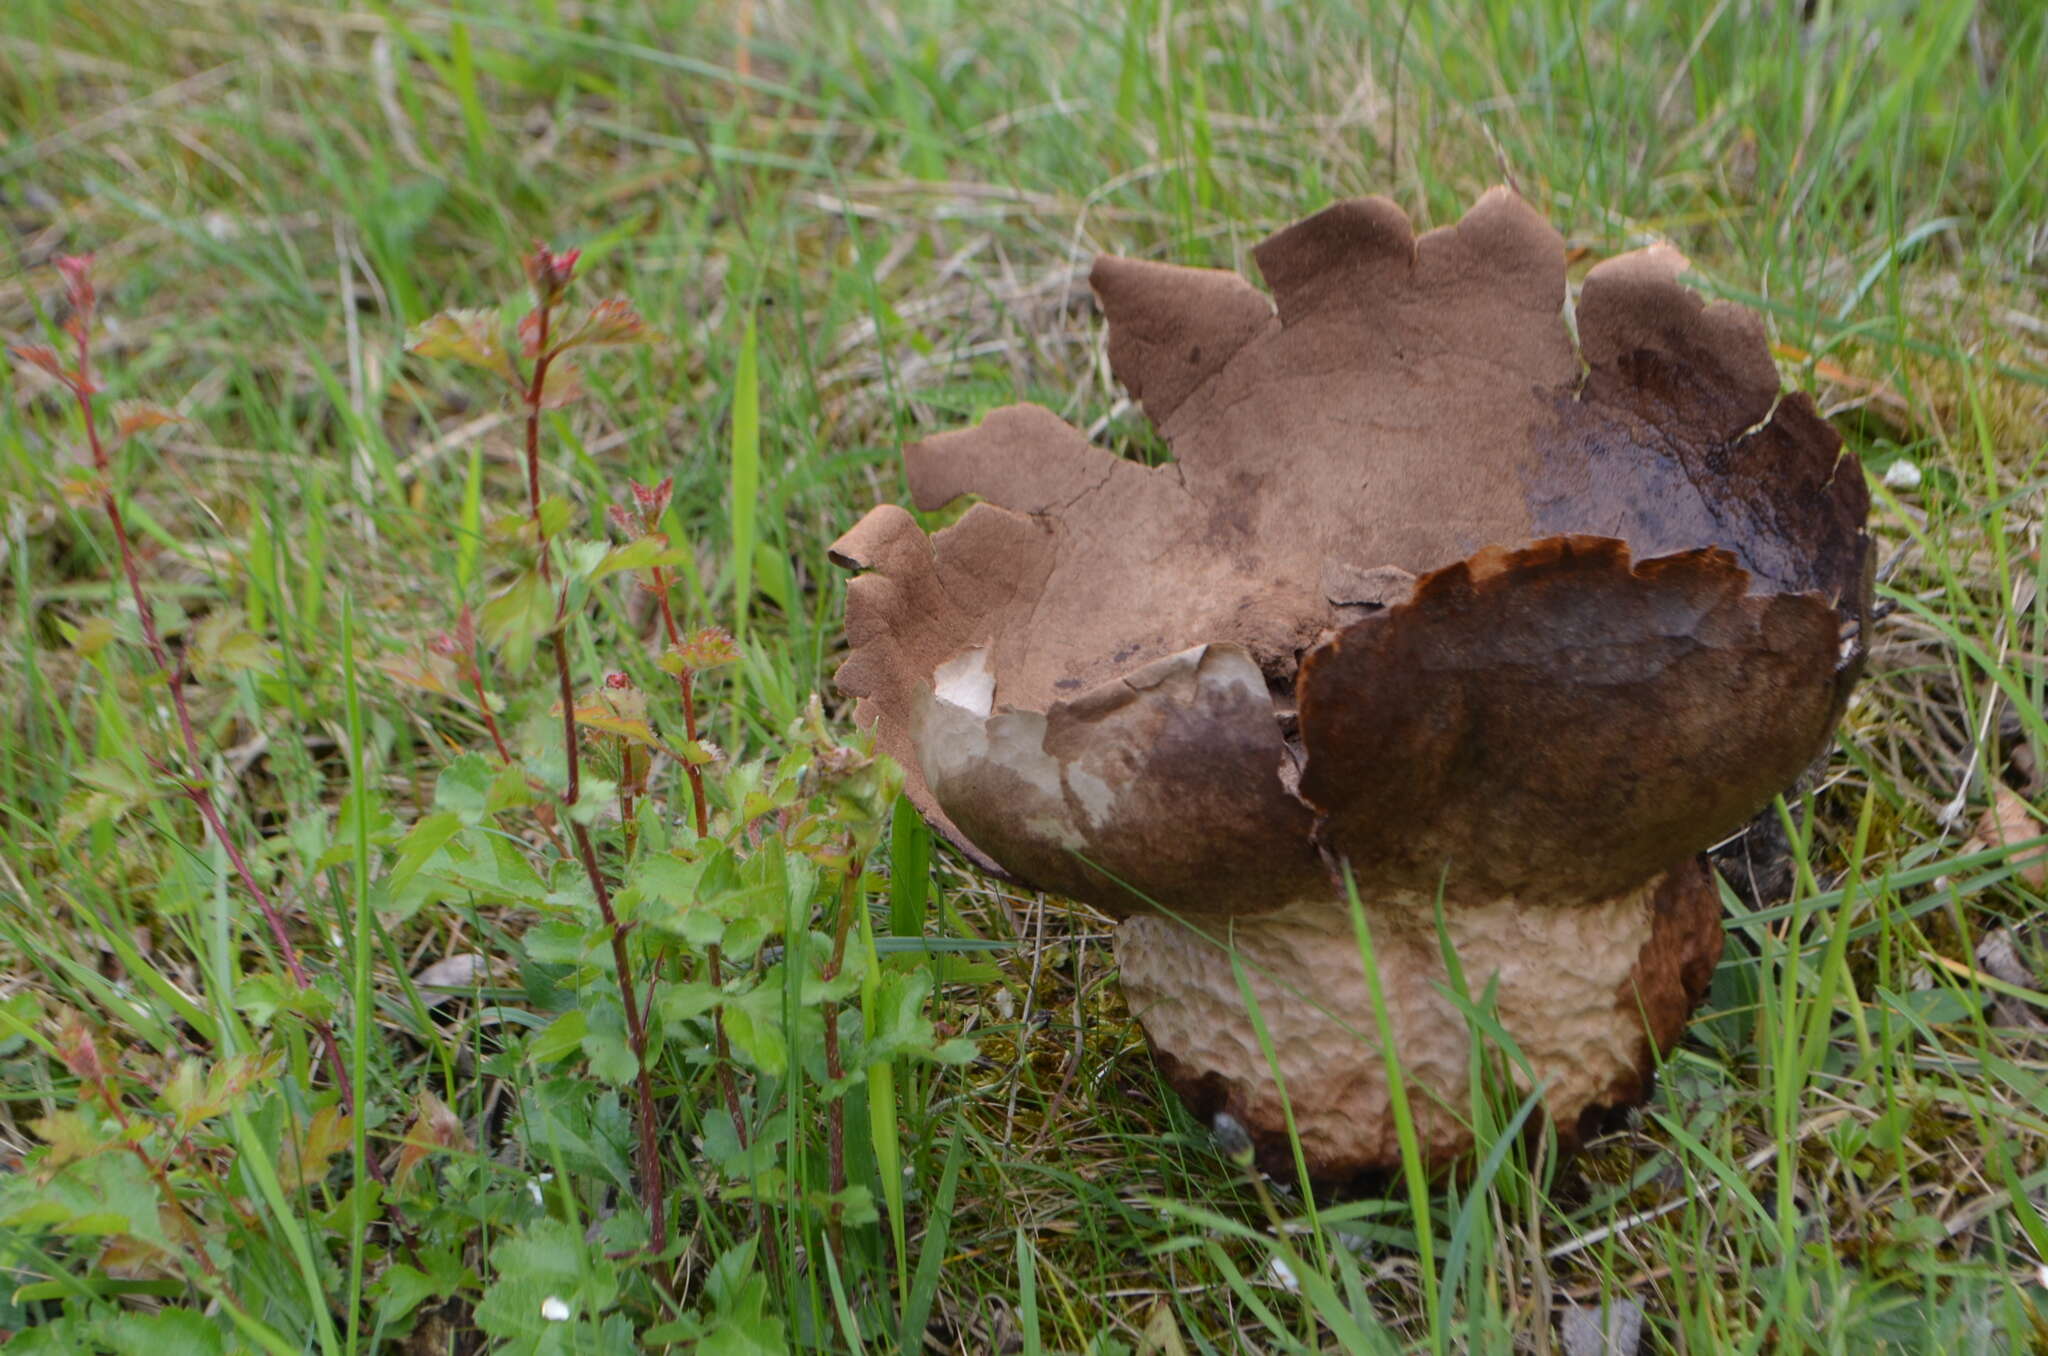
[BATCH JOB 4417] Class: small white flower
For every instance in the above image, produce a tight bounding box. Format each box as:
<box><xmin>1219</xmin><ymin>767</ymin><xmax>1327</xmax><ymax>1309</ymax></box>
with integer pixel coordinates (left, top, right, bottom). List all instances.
<box><xmin>527</xmin><ymin>1172</ymin><xmax>554</xmax><ymax>1205</ymax></box>
<box><xmin>1883</xmin><ymin>459</ymin><xmax>1923</xmax><ymax>490</ymax></box>
<box><xmin>540</xmin><ymin>1296</ymin><xmax>571</xmax><ymax>1322</ymax></box>
<box><xmin>1264</xmin><ymin>1256</ymin><xmax>1300</xmax><ymax>1293</ymax></box>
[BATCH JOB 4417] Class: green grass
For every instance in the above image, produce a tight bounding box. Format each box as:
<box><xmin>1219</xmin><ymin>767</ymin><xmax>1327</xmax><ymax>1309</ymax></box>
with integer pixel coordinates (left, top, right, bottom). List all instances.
<box><xmin>3</xmin><ymin>0</ymin><xmax>2048</xmax><ymax>1349</ymax></box>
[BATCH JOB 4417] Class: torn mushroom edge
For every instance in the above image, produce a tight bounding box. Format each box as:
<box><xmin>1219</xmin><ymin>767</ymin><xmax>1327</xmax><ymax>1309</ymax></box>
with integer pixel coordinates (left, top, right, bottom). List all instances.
<box><xmin>830</xmin><ymin>187</ymin><xmax>1872</xmax><ymax>888</ymax></box>
<box><xmin>836</xmin><ymin>522</ymin><xmax>1862</xmax><ymax>910</ymax></box>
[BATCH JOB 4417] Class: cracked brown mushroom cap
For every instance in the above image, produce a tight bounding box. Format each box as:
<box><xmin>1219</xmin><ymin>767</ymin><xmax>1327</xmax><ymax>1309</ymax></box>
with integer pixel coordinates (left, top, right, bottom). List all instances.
<box><xmin>831</xmin><ymin>187</ymin><xmax>1870</xmax><ymax>1178</ymax></box>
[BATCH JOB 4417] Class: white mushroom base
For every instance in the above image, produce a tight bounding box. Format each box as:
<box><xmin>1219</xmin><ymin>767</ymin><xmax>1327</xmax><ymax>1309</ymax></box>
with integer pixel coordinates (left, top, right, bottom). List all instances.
<box><xmin>1115</xmin><ymin>862</ymin><xmax>1719</xmax><ymax>1181</ymax></box>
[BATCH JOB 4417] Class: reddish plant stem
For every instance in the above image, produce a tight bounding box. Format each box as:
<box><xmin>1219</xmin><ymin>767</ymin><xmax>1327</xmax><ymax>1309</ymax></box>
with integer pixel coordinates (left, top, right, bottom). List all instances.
<box><xmin>523</xmin><ymin>306</ymin><xmax>552</xmax><ymax>570</ymax></box>
<box><xmin>67</xmin><ymin>325</ymin><xmax>374</xmax><ymax>1178</ymax></box>
<box><xmin>464</xmin><ymin>659</ymin><xmax>517</xmax><ymax>768</ymax></box>
<box><xmin>523</xmin><ymin>290</ymin><xmax>667</xmax><ymax>1252</ymax></box>
<box><xmin>649</xmin><ymin>567</ymin><xmax>746</xmax><ymax>1147</ymax></box>
<box><xmin>461</xmin><ymin>644</ymin><xmax>568</xmax><ymax>856</ymax></box>
<box><xmin>552</xmin><ymin>635</ymin><xmax>584</xmax><ymax>805</ymax></box>
<box><xmin>618</xmin><ymin>748</ymin><xmax>635</xmax><ymax>856</ymax></box>
<box><xmin>650</xmin><ymin>575</ymin><xmax>710</xmax><ymax>841</ymax></box>
<box><xmin>824</xmin><ymin>853</ymin><xmax>863</xmax><ymax>978</ymax></box>
<box><xmin>554</xmin><ymin>642</ymin><xmax>666</xmax><ymax>1251</ymax></box>
<box><xmin>700</xmin><ymin>940</ymin><xmax>745</xmax><ymax>1145</ymax></box>
<box><xmin>820</xmin><ymin>848</ymin><xmax>865</xmax><ymax>1217</ymax></box>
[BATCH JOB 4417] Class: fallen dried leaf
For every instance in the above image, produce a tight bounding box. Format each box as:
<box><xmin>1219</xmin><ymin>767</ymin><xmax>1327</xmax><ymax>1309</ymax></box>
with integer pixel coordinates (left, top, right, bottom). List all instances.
<box><xmin>1560</xmin><ymin>1298</ymin><xmax>1644</xmax><ymax>1356</ymax></box>
<box><xmin>393</xmin><ymin>1089</ymin><xmax>468</xmax><ymax>1192</ymax></box>
<box><xmin>1974</xmin><ymin>927</ymin><xmax>2046</xmax><ymax>1030</ymax></box>
<box><xmin>1970</xmin><ymin>784</ymin><xmax>2048</xmax><ymax>889</ymax></box>
<box><xmin>413</xmin><ymin>952</ymin><xmax>491</xmax><ymax>1009</ymax></box>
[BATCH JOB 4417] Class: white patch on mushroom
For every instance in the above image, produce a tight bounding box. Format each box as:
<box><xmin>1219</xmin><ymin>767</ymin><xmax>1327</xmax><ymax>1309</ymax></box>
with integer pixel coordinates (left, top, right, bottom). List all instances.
<box><xmin>916</xmin><ymin>685</ymin><xmax>1083</xmax><ymax>847</ymax></box>
<box><xmin>986</xmin><ymin>712</ymin><xmax>1065</xmax><ymax>803</ymax></box>
<box><xmin>932</xmin><ymin>647</ymin><xmax>995</xmax><ymax>716</ymax></box>
<box><xmin>1066</xmin><ymin>766</ymin><xmax>1118</xmax><ymax>828</ymax></box>
<box><xmin>1024</xmin><ymin>814</ymin><xmax>1089</xmax><ymax>852</ymax></box>
<box><xmin>916</xmin><ymin>692</ymin><xmax>990</xmax><ymax>774</ymax></box>
<box><xmin>1204</xmin><ymin>659</ymin><xmax>1269</xmax><ymax>712</ymax></box>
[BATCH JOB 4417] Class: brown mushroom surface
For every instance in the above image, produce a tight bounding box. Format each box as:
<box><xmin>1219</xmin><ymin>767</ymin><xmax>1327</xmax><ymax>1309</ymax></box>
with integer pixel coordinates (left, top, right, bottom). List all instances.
<box><xmin>832</xmin><ymin>188</ymin><xmax>1870</xmax><ymax>1181</ymax></box>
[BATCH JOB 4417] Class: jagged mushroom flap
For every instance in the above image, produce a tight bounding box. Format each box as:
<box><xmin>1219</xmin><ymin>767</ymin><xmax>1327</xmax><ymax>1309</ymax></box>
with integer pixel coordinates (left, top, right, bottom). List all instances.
<box><xmin>911</xmin><ymin>643</ymin><xmax>1328</xmax><ymax>917</ymax></box>
<box><xmin>1295</xmin><ymin>536</ymin><xmax>1844</xmax><ymax>905</ymax></box>
<box><xmin>832</xmin><ymin>186</ymin><xmax>1868</xmax><ymax>907</ymax></box>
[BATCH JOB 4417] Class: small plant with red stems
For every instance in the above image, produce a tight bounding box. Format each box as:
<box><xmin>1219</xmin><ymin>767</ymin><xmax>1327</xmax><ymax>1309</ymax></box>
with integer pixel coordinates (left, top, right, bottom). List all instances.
<box><xmin>6</xmin><ymin>245</ymin><xmax>972</xmax><ymax>1348</ymax></box>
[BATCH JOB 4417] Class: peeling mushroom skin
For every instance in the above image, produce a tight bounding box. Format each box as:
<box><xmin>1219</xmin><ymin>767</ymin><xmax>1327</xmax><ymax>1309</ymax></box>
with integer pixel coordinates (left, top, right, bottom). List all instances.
<box><xmin>1297</xmin><ymin>536</ymin><xmax>1845</xmax><ymax>906</ymax></box>
<box><xmin>913</xmin><ymin>643</ymin><xmax>1329</xmax><ymax>919</ymax></box>
<box><xmin>830</xmin><ymin>187</ymin><xmax>1870</xmax><ymax>1183</ymax></box>
<box><xmin>1122</xmin><ymin>856</ymin><xmax>1724</xmax><ymax>1181</ymax></box>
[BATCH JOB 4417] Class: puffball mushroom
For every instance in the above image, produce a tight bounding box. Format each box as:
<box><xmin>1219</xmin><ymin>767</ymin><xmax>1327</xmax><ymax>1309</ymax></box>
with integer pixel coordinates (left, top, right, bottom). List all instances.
<box><xmin>830</xmin><ymin>188</ymin><xmax>1870</xmax><ymax>1184</ymax></box>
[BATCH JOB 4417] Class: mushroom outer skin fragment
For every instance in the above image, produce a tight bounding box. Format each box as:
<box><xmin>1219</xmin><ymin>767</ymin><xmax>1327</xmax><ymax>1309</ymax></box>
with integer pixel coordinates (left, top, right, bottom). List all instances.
<box><xmin>830</xmin><ymin>187</ymin><xmax>1870</xmax><ymax>1183</ymax></box>
<box><xmin>1122</xmin><ymin>858</ymin><xmax>1723</xmax><ymax>1181</ymax></box>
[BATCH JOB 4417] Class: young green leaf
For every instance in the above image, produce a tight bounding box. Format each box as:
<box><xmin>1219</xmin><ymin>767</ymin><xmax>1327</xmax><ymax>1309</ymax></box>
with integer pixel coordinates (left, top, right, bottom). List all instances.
<box><xmin>407</xmin><ymin>308</ymin><xmax>515</xmax><ymax>383</ymax></box>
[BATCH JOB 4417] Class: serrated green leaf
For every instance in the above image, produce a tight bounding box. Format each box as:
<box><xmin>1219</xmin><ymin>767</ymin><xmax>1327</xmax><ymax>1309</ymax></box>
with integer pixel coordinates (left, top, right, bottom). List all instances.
<box><xmin>536</xmin><ymin>496</ymin><xmax>574</xmax><ymax>539</ymax></box>
<box><xmin>472</xmin><ymin>1218</ymin><xmax>621</xmax><ymax>1342</ymax></box>
<box><xmin>723</xmin><ymin>988</ymin><xmax>786</xmax><ymax>1077</ymax></box>
<box><xmin>407</xmin><ymin>308</ymin><xmax>515</xmax><ymax>382</ymax></box>
<box><xmin>434</xmin><ymin>753</ymin><xmax>497</xmax><ymax>823</ymax></box>
<box><xmin>3</xmin><ymin>1151</ymin><xmax>168</xmax><ymax>1245</ymax></box>
<box><xmin>825</xmin><ymin>1184</ymin><xmax>878</xmax><ymax>1227</ymax></box>
<box><xmin>527</xmin><ymin>1008</ymin><xmax>587</xmax><ymax>1064</ymax></box>
<box><xmin>160</xmin><ymin>1058</ymin><xmax>205</xmax><ymax>1121</ymax></box>
<box><xmin>630</xmin><ymin>851</ymin><xmax>708</xmax><ymax>907</ymax></box>
<box><xmin>556</xmin><ymin>296</ymin><xmax>658</xmax><ymax>351</ymax></box>
<box><xmin>722</xmin><ymin>914</ymin><xmax>770</xmax><ymax>963</ymax></box>
<box><xmin>100</xmin><ymin>1308</ymin><xmax>228</xmax><ymax>1356</ymax></box>
<box><xmin>234</xmin><ymin>972</ymin><xmax>335</xmax><ymax>1028</ymax></box>
<box><xmin>376</xmin><ymin>1263</ymin><xmax>448</xmax><ymax>1327</ymax></box>
<box><xmin>26</xmin><ymin>1108</ymin><xmax>114</xmax><ymax>1171</ymax></box>
<box><xmin>428</xmin><ymin>828</ymin><xmax>548</xmax><ymax>907</ymax></box>
<box><xmin>161</xmin><ymin>1051</ymin><xmax>279</xmax><ymax>1131</ymax></box>
<box><xmin>590</xmin><ymin>536</ymin><xmax>688</xmax><ymax>581</ymax></box>
<box><xmin>522</xmin><ymin>919</ymin><xmax>590</xmax><ymax>966</ymax></box>
<box><xmin>655</xmin><ymin>980</ymin><xmax>725</xmax><ymax>1023</ymax></box>
<box><xmin>564</xmin><ymin>538</ymin><xmax>611</xmax><ymax>580</ymax></box>
<box><xmin>487</xmin><ymin>762</ymin><xmax>533</xmax><ymax>814</ymax></box>
<box><xmin>479</xmin><ymin>570</ymin><xmax>557</xmax><ymax>673</ymax></box>
<box><xmin>566</xmin><ymin>777</ymin><xmax>616</xmax><ymax>823</ymax></box>
<box><xmin>192</xmin><ymin>610</ymin><xmax>276</xmax><ymax>678</ymax></box>
<box><xmin>389</xmin><ymin>811</ymin><xmax>463</xmax><ymax>894</ymax></box>
<box><xmin>581</xmin><ymin>1023</ymin><xmax>639</xmax><ymax>1087</ymax></box>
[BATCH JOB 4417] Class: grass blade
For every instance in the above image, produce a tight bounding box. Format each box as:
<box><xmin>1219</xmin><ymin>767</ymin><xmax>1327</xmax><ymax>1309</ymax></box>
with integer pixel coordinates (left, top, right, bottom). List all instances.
<box><xmin>729</xmin><ymin>311</ymin><xmax>760</xmax><ymax>638</ymax></box>
<box><xmin>340</xmin><ymin>595</ymin><xmax>374</xmax><ymax>1352</ymax></box>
